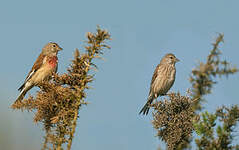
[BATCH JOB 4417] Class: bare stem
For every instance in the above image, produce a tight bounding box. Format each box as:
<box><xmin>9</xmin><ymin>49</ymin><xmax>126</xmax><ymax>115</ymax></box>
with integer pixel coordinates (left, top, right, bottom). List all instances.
<box><xmin>67</xmin><ymin>108</ymin><xmax>79</xmax><ymax>150</ymax></box>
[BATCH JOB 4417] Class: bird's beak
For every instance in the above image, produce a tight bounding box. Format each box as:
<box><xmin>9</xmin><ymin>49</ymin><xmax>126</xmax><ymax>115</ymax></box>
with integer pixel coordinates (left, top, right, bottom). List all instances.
<box><xmin>58</xmin><ymin>47</ymin><xmax>63</xmax><ymax>51</ymax></box>
<box><xmin>175</xmin><ymin>58</ymin><xmax>180</xmax><ymax>62</ymax></box>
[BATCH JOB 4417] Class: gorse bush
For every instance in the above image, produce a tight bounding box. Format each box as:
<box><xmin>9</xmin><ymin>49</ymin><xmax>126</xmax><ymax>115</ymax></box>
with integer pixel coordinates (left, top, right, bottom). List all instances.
<box><xmin>189</xmin><ymin>33</ymin><xmax>238</xmax><ymax>111</ymax></box>
<box><xmin>152</xmin><ymin>92</ymin><xmax>197</xmax><ymax>150</ymax></box>
<box><xmin>11</xmin><ymin>26</ymin><xmax>111</xmax><ymax>150</ymax></box>
<box><xmin>194</xmin><ymin>106</ymin><xmax>239</xmax><ymax>150</ymax></box>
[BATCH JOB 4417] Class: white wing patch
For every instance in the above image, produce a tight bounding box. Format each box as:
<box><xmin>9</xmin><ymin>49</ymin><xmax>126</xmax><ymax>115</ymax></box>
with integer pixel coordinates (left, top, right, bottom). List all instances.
<box><xmin>25</xmin><ymin>70</ymin><xmax>35</xmax><ymax>82</ymax></box>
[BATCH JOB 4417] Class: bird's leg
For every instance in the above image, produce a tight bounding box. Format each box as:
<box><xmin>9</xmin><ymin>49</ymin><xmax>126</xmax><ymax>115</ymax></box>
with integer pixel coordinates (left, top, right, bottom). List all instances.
<box><xmin>154</xmin><ymin>94</ymin><xmax>158</xmax><ymax>102</ymax></box>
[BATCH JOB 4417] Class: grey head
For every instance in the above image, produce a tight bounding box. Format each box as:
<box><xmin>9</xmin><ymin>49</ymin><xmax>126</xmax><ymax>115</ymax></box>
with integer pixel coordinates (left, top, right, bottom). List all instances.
<box><xmin>160</xmin><ymin>53</ymin><xmax>180</xmax><ymax>65</ymax></box>
<box><xmin>42</xmin><ymin>42</ymin><xmax>63</xmax><ymax>56</ymax></box>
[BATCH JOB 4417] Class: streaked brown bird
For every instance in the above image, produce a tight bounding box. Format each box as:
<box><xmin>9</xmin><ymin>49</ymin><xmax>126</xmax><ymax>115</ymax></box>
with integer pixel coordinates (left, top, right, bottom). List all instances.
<box><xmin>15</xmin><ymin>42</ymin><xmax>62</xmax><ymax>102</ymax></box>
<box><xmin>139</xmin><ymin>53</ymin><xmax>179</xmax><ymax>115</ymax></box>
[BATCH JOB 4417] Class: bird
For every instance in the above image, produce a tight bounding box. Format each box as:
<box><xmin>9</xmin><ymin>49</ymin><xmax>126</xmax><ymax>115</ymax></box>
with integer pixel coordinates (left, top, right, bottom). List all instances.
<box><xmin>15</xmin><ymin>42</ymin><xmax>62</xmax><ymax>102</ymax></box>
<box><xmin>139</xmin><ymin>53</ymin><xmax>179</xmax><ymax>115</ymax></box>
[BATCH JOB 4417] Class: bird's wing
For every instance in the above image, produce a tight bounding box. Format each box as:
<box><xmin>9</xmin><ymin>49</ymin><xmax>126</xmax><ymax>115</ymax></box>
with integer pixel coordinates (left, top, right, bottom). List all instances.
<box><xmin>24</xmin><ymin>53</ymin><xmax>46</xmax><ymax>82</ymax></box>
<box><xmin>150</xmin><ymin>64</ymin><xmax>160</xmax><ymax>87</ymax></box>
<box><xmin>148</xmin><ymin>64</ymin><xmax>160</xmax><ymax>94</ymax></box>
<box><xmin>18</xmin><ymin>53</ymin><xmax>46</xmax><ymax>91</ymax></box>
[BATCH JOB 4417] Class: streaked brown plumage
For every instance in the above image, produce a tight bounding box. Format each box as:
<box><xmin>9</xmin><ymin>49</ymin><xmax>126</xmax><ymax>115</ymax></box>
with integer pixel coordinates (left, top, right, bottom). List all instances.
<box><xmin>15</xmin><ymin>42</ymin><xmax>62</xmax><ymax>102</ymax></box>
<box><xmin>139</xmin><ymin>53</ymin><xmax>179</xmax><ymax>115</ymax></box>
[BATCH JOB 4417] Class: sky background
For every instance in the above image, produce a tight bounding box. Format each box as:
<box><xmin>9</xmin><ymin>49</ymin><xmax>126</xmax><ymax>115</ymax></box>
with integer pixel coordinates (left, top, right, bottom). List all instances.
<box><xmin>0</xmin><ymin>0</ymin><xmax>239</xmax><ymax>150</ymax></box>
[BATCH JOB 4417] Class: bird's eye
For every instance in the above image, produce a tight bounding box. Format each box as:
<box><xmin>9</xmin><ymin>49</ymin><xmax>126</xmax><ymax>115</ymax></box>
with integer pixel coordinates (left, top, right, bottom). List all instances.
<box><xmin>53</xmin><ymin>45</ymin><xmax>56</xmax><ymax>47</ymax></box>
<box><xmin>170</xmin><ymin>56</ymin><xmax>173</xmax><ymax>59</ymax></box>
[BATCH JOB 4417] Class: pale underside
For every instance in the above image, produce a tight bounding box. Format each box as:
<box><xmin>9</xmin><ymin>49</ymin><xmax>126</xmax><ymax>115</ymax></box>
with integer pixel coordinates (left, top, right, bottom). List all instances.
<box><xmin>150</xmin><ymin>64</ymin><xmax>176</xmax><ymax>99</ymax></box>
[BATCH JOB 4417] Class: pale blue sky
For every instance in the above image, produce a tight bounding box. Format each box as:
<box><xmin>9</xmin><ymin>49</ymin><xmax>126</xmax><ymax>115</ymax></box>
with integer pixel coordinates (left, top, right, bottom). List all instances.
<box><xmin>0</xmin><ymin>0</ymin><xmax>239</xmax><ymax>150</ymax></box>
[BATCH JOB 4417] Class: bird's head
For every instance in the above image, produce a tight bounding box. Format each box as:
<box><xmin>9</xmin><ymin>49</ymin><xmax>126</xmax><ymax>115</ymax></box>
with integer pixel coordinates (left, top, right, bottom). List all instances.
<box><xmin>42</xmin><ymin>42</ymin><xmax>63</xmax><ymax>56</ymax></box>
<box><xmin>161</xmin><ymin>53</ymin><xmax>180</xmax><ymax>65</ymax></box>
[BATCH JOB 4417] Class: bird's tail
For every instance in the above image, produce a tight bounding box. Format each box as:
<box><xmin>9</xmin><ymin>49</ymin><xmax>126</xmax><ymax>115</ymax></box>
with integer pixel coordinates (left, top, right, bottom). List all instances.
<box><xmin>139</xmin><ymin>94</ymin><xmax>154</xmax><ymax>115</ymax></box>
<box><xmin>15</xmin><ymin>83</ymin><xmax>32</xmax><ymax>102</ymax></box>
